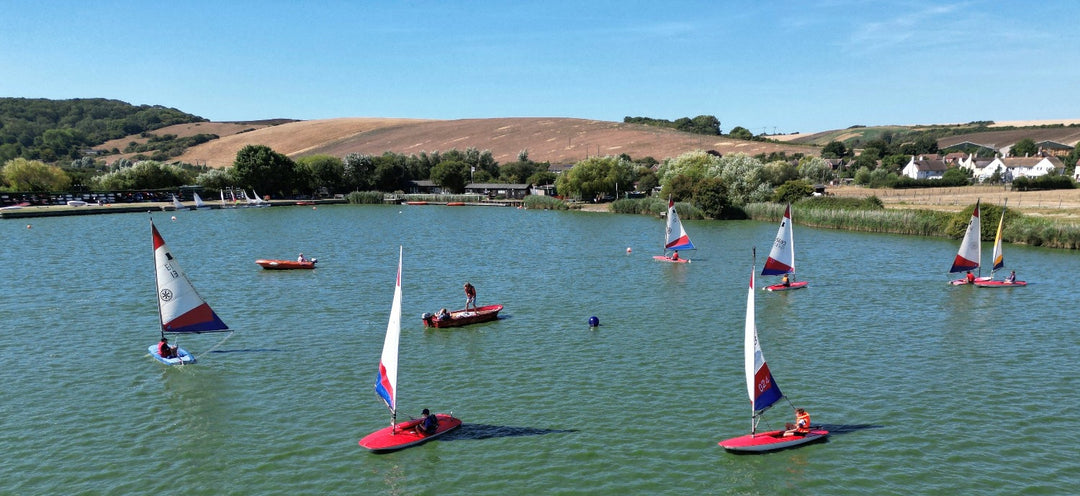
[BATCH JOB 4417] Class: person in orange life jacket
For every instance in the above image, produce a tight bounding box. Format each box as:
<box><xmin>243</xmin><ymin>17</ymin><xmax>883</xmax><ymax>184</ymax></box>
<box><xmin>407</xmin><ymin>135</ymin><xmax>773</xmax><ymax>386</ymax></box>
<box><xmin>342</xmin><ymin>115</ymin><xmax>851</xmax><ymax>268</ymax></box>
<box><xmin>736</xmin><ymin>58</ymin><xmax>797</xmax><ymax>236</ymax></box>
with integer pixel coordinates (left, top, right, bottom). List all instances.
<box><xmin>782</xmin><ymin>274</ymin><xmax>791</xmax><ymax>287</ymax></box>
<box><xmin>671</xmin><ymin>250</ymin><xmax>679</xmax><ymax>261</ymax></box>
<box><xmin>158</xmin><ymin>337</ymin><xmax>178</xmax><ymax>359</ymax></box>
<box><xmin>965</xmin><ymin>271</ymin><xmax>975</xmax><ymax>284</ymax></box>
<box><xmin>784</xmin><ymin>408</ymin><xmax>811</xmax><ymax>436</ymax></box>
<box><xmin>414</xmin><ymin>408</ymin><xmax>438</xmax><ymax>435</ymax></box>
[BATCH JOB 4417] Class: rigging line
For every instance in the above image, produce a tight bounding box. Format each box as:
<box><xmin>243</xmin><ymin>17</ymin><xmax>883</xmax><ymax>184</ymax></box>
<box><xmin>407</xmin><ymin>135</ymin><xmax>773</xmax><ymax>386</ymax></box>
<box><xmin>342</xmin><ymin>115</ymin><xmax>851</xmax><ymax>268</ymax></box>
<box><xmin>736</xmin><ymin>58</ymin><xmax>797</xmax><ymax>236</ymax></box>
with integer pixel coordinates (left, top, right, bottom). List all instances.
<box><xmin>193</xmin><ymin>331</ymin><xmax>235</xmax><ymax>359</ymax></box>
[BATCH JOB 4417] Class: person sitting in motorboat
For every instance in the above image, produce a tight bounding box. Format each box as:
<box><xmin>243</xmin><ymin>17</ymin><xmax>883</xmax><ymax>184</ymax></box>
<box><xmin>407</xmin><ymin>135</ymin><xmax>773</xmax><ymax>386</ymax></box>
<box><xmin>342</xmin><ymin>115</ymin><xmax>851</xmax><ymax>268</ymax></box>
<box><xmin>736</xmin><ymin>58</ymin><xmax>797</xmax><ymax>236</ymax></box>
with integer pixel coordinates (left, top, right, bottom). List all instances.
<box><xmin>298</xmin><ymin>252</ymin><xmax>307</xmax><ymax>263</ymax></box>
<box><xmin>436</xmin><ymin>308</ymin><xmax>451</xmax><ymax>320</ymax></box>
<box><xmin>1005</xmin><ymin>270</ymin><xmax>1016</xmax><ymax>283</ymax></box>
<box><xmin>158</xmin><ymin>337</ymin><xmax>178</xmax><ymax>359</ymax></box>
<box><xmin>783</xmin><ymin>408</ymin><xmax>811</xmax><ymax>437</ymax></box>
<box><xmin>414</xmin><ymin>408</ymin><xmax>439</xmax><ymax>435</ymax></box>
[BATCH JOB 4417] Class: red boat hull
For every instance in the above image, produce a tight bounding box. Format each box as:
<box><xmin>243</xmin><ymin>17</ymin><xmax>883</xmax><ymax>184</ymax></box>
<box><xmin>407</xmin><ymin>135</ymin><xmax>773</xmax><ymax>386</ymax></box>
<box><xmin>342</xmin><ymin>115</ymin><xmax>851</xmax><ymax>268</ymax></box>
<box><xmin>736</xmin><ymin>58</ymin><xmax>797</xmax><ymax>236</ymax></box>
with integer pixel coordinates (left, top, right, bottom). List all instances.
<box><xmin>949</xmin><ymin>276</ymin><xmax>991</xmax><ymax>285</ymax></box>
<box><xmin>765</xmin><ymin>281</ymin><xmax>808</xmax><ymax>291</ymax></box>
<box><xmin>422</xmin><ymin>304</ymin><xmax>503</xmax><ymax>328</ymax></box>
<box><xmin>652</xmin><ymin>255</ymin><xmax>690</xmax><ymax>263</ymax></box>
<box><xmin>359</xmin><ymin>413</ymin><xmax>461</xmax><ymax>452</ymax></box>
<box><xmin>255</xmin><ymin>259</ymin><xmax>316</xmax><ymax>270</ymax></box>
<box><xmin>719</xmin><ymin>429</ymin><xmax>828</xmax><ymax>452</ymax></box>
<box><xmin>974</xmin><ymin>280</ymin><xmax>1027</xmax><ymax>287</ymax></box>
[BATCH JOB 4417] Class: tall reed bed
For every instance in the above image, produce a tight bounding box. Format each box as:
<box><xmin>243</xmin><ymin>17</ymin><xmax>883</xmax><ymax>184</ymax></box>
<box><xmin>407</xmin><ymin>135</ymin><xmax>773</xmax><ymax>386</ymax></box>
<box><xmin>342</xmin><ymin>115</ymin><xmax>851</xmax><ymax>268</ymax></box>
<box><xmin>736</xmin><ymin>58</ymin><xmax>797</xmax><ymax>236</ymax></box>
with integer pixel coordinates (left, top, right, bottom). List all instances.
<box><xmin>611</xmin><ymin>197</ymin><xmax>704</xmax><ymax>219</ymax></box>
<box><xmin>524</xmin><ymin>195</ymin><xmax>569</xmax><ymax>210</ymax></box>
<box><xmin>744</xmin><ymin>198</ymin><xmax>1080</xmax><ymax>249</ymax></box>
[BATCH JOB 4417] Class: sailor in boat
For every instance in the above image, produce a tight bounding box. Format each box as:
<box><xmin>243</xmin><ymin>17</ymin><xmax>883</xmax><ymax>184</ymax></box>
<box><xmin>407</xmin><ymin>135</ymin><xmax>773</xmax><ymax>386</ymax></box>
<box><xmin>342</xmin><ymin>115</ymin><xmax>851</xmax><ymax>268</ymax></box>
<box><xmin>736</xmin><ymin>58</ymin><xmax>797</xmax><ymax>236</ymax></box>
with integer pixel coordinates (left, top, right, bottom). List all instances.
<box><xmin>782</xmin><ymin>274</ymin><xmax>791</xmax><ymax>287</ymax></box>
<box><xmin>413</xmin><ymin>408</ymin><xmax>439</xmax><ymax>435</ymax></box>
<box><xmin>464</xmin><ymin>282</ymin><xmax>477</xmax><ymax>311</ymax></box>
<box><xmin>1005</xmin><ymin>270</ymin><xmax>1016</xmax><ymax>283</ymax></box>
<box><xmin>671</xmin><ymin>250</ymin><xmax>679</xmax><ymax>261</ymax></box>
<box><xmin>965</xmin><ymin>271</ymin><xmax>975</xmax><ymax>284</ymax></box>
<box><xmin>158</xmin><ymin>337</ymin><xmax>178</xmax><ymax>359</ymax></box>
<box><xmin>783</xmin><ymin>408</ymin><xmax>812</xmax><ymax>437</ymax></box>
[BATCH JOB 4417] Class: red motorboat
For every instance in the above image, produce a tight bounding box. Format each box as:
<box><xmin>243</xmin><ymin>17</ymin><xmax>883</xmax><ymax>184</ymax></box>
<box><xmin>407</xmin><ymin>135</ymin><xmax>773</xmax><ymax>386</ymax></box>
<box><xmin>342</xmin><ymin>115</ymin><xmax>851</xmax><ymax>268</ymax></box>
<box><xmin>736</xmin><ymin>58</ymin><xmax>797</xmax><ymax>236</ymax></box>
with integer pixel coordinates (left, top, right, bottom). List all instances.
<box><xmin>255</xmin><ymin>259</ymin><xmax>316</xmax><ymax>270</ymax></box>
<box><xmin>422</xmin><ymin>304</ymin><xmax>503</xmax><ymax>328</ymax></box>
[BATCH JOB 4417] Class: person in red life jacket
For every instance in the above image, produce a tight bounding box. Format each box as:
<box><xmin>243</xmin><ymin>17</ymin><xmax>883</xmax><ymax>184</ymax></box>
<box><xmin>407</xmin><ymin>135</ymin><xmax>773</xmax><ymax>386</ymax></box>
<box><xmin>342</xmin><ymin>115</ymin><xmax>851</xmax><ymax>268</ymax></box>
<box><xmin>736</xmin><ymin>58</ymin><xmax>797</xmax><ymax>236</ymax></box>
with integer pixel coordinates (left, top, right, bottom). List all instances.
<box><xmin>158</xmin><ymin>337</ymin><xmax>178</xmax><ymax>359</ymax></box>
<box><xmin>965</xmin><ymin>271</ymin><xmax>975</xmax><ymax>284</ymax></box>
<box><xmin>464</xmin><ymin>282</ymin><xmax>477</xmax><ymax>311</ymax></box>
<box><xmin>784</xmin><ymin>408</ymin><xmax>811</xmax><ymax>436</ymax></box>
<box><xmin>671</xmin><ymin>250</ymin><xmax>679</xmax><ymax>261</ymax></box>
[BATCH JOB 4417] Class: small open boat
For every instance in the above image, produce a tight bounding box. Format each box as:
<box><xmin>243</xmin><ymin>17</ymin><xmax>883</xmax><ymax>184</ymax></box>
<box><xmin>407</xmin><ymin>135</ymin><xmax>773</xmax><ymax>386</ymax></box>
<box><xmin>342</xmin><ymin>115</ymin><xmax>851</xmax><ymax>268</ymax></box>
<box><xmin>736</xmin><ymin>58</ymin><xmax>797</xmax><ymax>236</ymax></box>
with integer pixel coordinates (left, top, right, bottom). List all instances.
<box><xmin>652</xmin><ymin>197</ymin><xmax>695</xmax><ymax>263</ymax></box>
<box><xmin>718</xmin><ymin>249</ymin><xmax>828</xmax><ymax>453</ymax></box>
<box><xmin>359</xmin><ymin>247</ymin><xmax>462</xmax><ymax>452</ymax></box>
<box><xmin>148</xmin><ymin>217</ymin><xmax>233</xmax><ymax>365</ymax></box>
<box><xmin>255</xmin><ymin>259</ymin><xmax>316</xmax><ymax>270</ymax></box>
<box><xmin>422</xmin><ymin>304</ymin><xmax>503</xmax><ymax>328</ymax></box>
<box><xmin>762</xmin><ymin>204</ymin><xmax>808</xmax><ymax>291</ymax></box>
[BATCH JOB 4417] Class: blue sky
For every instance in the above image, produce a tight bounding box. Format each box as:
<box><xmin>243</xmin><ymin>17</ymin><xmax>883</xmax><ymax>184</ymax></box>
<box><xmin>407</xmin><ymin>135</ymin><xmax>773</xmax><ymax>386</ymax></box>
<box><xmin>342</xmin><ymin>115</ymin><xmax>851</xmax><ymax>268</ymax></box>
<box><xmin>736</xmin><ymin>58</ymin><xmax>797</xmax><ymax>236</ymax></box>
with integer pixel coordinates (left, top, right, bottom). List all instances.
<box><xmin>2</xmin><ymin>0</ymin><xmax>1078</xmax><ymax>134</ymax></box>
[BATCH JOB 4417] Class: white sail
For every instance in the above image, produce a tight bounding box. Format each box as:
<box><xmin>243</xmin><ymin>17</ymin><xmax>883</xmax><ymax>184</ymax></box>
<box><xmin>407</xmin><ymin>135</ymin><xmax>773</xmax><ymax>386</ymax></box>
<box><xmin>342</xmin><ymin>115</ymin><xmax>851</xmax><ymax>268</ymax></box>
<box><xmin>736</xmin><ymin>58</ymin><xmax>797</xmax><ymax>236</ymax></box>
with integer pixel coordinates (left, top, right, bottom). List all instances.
<box><xmin>950</xmin><ymin>200</ymin><xmax>981</xmax><ymax>274</ymax></box>
<box><xmin>193</xmin><ymin>192</ymin><xmax>209</xmax><ymax>209</ymax></box>
<box><xmin>762</xmin><ymin>204</ymin><xmax>795</xmax><ymax>276</ymax></box>
<box><xmin>374</xmin><ymin>246</ymin><xmax>403</xmax><ymax>417</ymax></box>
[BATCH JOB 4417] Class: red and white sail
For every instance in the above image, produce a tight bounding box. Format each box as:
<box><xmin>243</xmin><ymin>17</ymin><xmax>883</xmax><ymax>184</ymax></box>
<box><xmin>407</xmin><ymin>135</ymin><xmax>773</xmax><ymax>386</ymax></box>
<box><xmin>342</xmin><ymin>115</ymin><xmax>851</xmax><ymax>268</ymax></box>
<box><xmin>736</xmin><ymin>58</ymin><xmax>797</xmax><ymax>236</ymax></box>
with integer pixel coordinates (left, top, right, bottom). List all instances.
<box><xmin>153</xmin><ymin>219</ymin><xmax>229</xmax><ymax>334</ymax></box>
<box><xmin>991</xmin><ymin>200</ymin><xmax>1006</xmax><ymax>274</ymax></box>
<box><xmin>663</xmin><ymin>197</ymin><xmax>695</xmax><ymax>253</ymax></box>
<box><xmin>950</xmin><ymin>200</ymin><xmax>981</xmax><ymax>274</ymax></box>
<box><xmin>745</xmin><ymin>263</ymin><xmax>782</xmax><ymax>432</ymax></box>
<box><xmin>762</xmin><ymin>204</ymin><xmax>796</xmax><ymax>276</ymax></box>
<box><xmin>374</xmin><ymin>246</ymin><xmax>403</xmax><ymax>416</ymax></box>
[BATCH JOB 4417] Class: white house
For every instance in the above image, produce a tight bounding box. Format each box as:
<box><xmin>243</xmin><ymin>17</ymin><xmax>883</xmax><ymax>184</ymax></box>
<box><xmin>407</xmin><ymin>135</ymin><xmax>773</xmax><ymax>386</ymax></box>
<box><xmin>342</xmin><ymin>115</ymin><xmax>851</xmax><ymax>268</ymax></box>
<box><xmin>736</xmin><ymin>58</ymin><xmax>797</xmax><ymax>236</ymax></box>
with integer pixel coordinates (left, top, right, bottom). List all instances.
<box><xmin>982</xmin><ymin>156</ymin><xmax>1065</xmax><ymax>181</ymax></box>
<box><xmin>902</xmin><ymin>156</ymin><xmax>949</xmax><ymax>180</ymax></box>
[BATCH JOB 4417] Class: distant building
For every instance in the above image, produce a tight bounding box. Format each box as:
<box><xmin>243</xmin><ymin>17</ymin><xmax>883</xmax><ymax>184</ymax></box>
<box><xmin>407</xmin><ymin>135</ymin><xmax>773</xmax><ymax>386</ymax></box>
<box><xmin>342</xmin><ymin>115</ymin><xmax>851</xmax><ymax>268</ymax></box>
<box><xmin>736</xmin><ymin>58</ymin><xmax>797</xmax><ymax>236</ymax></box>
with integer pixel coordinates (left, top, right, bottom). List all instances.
<box><xmin>901</xmin><ymin>155</ymin><xmax>949</xmax><ymax>180</ymax></box>
<box><xmin>1035</xmin><ymin>140</ymin><xmax>1074</xmax><ymax>157</ymax></box>
<box><xmin>982</xmin><ymin>156</ymin><xmax>1065</xmax><ymax>181</ymax></box>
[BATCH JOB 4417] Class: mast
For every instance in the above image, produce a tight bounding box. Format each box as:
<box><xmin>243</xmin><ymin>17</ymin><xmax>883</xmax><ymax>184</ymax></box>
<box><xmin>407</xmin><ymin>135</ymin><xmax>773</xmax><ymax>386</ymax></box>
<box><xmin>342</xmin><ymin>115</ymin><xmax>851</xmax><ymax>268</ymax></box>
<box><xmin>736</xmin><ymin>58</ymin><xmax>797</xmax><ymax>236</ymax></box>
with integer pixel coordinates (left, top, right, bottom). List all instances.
<box><xmin>151</xmin><ymin>216</ymin><xmax>166</xmax><ymax>340</ymax></box>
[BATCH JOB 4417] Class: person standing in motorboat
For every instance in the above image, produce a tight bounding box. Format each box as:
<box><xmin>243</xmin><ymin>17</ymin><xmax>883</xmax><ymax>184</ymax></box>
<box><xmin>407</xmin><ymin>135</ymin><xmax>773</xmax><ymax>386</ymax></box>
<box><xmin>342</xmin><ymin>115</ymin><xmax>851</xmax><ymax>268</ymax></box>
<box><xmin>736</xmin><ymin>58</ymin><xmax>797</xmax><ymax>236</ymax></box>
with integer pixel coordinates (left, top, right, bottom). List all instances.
<box><xmin>464</xmin><ymin>282</ymin><xmax>477</xmax><ymax>311</ymax></box>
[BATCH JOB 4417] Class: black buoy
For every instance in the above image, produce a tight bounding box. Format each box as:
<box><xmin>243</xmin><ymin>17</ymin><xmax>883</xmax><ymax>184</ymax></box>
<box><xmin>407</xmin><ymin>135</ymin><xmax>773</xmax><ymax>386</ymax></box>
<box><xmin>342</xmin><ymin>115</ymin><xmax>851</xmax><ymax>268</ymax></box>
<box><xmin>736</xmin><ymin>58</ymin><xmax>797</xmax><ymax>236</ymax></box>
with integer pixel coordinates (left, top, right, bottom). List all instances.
<box><xmin>588</xmin><ymin>316</ymin><xmax>600</xmax><ymax>328</ymax></box>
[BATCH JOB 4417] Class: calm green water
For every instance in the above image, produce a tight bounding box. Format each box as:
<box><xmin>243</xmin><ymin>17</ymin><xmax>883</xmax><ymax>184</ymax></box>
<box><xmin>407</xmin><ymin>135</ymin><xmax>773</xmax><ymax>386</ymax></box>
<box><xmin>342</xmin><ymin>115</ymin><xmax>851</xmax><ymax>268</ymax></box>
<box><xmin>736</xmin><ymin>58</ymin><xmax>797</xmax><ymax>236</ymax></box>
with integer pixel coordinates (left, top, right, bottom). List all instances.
<box><xmin>1</xmin><ymin>205</ymin><xmax>1077</xmax><ymax>495</ymax></box>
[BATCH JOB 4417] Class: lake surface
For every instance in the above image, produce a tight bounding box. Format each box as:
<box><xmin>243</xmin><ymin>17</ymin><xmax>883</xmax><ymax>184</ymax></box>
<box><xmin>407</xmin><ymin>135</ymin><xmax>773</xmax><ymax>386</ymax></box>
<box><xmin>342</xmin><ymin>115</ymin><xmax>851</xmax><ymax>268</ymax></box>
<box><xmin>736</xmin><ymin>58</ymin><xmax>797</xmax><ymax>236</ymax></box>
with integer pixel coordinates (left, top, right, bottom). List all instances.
<box><xmin>2</xmin><ymin>205</ymin><xmax>1077</xmax><ymax>495</ymax></box>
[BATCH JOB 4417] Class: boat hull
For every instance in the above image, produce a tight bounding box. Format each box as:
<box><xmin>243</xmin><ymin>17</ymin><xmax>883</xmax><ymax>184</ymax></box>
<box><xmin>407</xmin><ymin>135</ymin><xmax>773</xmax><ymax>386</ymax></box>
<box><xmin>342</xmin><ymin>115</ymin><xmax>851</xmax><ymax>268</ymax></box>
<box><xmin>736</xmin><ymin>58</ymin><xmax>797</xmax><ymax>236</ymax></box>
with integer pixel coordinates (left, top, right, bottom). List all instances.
<box><xmin>719</xmin><ymin>429</ymin><xmax>828</xmax><ymax>452</ymax></box>
<box><xmin>359</xmin><ymin>414</ymin><xmax>462</xmax><ymax>452</ymax></box>
<box><xmin>147</xmin><ymin>344</ymin><xmax>195</xmax><ymax>365</ymax></box>
<box><xmin>949</xmin><ymin>276</ymin><xmax>991</xmax><ymax>285</ymax></box>
<box><xmin>255</xmin><ymin>259</ymin><xmax>316</xmax><ymax>270</ymax></box>
<box><xmin>974</xmin><ymin>280</ymin><xmax>1027</xmax><ymax>287</ymax></box>
<box><xmin>422</xmin><ymin>305</ymin><xmax>503</xmax><ymax>328</ymax></box>
<box><xmin>652</xmin><ymin>255</ymin><xmax>690</xmax><ymax>263</ymax></box>
<box><xmin>764</xmin><ymin>281</ymin><xmax>808</xmax><ymax>292</ymax></box>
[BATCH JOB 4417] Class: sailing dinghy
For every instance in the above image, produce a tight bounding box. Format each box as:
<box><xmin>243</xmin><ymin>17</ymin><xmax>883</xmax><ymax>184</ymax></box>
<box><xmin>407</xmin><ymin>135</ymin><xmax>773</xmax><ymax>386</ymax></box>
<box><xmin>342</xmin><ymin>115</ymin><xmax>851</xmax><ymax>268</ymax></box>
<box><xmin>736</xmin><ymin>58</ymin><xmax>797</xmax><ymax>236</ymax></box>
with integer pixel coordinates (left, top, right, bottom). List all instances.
<box><xmin>762</xmin><ymin>204</ymin><xmax>808</xmax><ymax>291</ymax></box>
<box><xmin>652</xmin><ymin>197</ymin><xmax>694</xmax><ymax>263</ymax></box>
<box><xmin>171</xmin><ymin>195</ymin><xmax>188</xmax><ymax>212</ymax></box>
<box><xmin>359</xmin><ymin>247</ymin><xmax>462</xmax><ymax>452</ymax></box>
<box><xmin>948</xmin><ymin>200</ymin><xmax>990</xmax><ymax>285</ymax></box>
<box><xmin>192</xmin><ymin>192</ymin><xmax>211</xmax><ymax>210</ymax></box>
<box><xmin>975</xmin><ymin>200</ymin><xmax>1026</xmax><ymax>287</ymax></box>
<box><xmin>718</xmin><ymin>250</ymin><xmax>828</xmax><ymax>453</ymax></box>
<box><xmin>147</xmin><ymin>218</ymin><xmax>232</xmax><ymax>365</ymax></box>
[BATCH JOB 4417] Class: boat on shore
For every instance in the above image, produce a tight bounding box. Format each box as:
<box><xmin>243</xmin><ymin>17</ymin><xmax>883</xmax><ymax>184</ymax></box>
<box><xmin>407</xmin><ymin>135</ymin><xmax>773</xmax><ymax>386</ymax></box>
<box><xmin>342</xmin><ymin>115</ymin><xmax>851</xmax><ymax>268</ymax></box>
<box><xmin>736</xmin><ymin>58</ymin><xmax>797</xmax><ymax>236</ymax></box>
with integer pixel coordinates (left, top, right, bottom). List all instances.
<box><xmin>422</xmin><ymin>304</ymin><xmax>503</xmax><ymax>328</ymax></box>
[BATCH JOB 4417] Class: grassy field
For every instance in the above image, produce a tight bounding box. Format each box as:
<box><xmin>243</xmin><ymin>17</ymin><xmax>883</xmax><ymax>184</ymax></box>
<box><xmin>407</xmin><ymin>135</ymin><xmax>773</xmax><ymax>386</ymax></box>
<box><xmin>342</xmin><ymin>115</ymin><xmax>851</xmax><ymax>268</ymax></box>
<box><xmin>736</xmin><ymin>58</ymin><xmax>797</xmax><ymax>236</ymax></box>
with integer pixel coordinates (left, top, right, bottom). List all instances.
<box><xmin>827</xmin><ymin>184</ymin><xmax>1080</xmax><ymax>221</ymax></box>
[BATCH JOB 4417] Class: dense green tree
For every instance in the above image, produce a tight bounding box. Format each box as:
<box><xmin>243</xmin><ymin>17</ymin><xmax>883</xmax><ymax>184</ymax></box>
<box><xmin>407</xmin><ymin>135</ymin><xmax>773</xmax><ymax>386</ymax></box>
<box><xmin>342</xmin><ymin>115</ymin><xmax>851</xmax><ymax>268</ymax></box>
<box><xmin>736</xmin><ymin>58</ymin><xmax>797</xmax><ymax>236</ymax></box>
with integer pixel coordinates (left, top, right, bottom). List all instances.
<box><xmin>798</xmin><ymin>156</ymin><xmax>834</xmax><ymax>184</ymax></box>
<box><xmin>195</xmin><ymin>168</ymin><xmax>233</xmax><ymax>190</ymax></box>
<box><xmin>528</xmin><ymin>170</ymin><xmax>556</xmax><ymax>187</ymax></box>
<box><xmin>692</xmin><ymin>176</ymin><xmax>730</xmax><ymax>218</ymax></box>
<box><xmin>429</xmin><ymin>160</ymin><xmax>469</xmax><ymax>193</ymax></box>
<box><xmin>343</xmin><ymin>153</ymin><xmax>376</xmax><ymax>191</ymax></box>
<box><xmin>499</xmin><ymin>161</ymin><xmax>537</xmax><ymax>183</ymax></box>
<box><xmin>1011</xmin><ymin>138</ymin><xmax>1037</xmax><ymax>157</ymax></box>
<box><xmin>772</xmin><ymin>179</ymin><xmax>814</xmax><ymax>203</ymax></box>
<box><xmin>728</xmin><ymin>126</ymin><xmax>754</xmax><ymax>140</ymax></box>
<box><xmin>91</xmin><ymin>160</ymin><xmax>192</xmax><ymax>190</ymax></box>
<box><xmin>634</xmin><ymin>166</ymin><xmax>659</xmax><ymax>193</ymax></box>
<box><xmin>554</xmin><ymin>156</ymin><xmax>634</xmax><ymax>201</ymax></box>
<box><xmin>2</xmin><ymin>157</ymin><xmax>71</xmax><ymax>191</ymax></box>
<box><xmin>371</xmin><ymin>153</ymin><xmax>408</xmax><ymax>192</ymax></box>
<box><xmin>231</xmin><ymin>145</ymin><xmax>298</xmax><ymax>197</ymax></box>
<box><xmin>296</xmin><ymin>154</ymin><xmax>345</xmax><ymax>195</ymax></box>
<box><xmin>822</xmin><ymin>140</ymin><xmax>848</xmax><ymax>158</ymax></box>
<box><xmin>760</xmin><ymin>160</ymin><xmax>799</xmax><ymax>186</ymax></box>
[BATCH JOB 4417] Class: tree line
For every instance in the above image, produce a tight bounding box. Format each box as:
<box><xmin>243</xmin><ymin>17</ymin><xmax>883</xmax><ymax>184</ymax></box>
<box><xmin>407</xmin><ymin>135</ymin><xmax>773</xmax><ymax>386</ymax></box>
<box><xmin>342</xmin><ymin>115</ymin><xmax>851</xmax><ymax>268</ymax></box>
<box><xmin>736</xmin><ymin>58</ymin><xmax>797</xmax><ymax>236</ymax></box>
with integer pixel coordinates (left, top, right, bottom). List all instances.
<box><xmin>0</xmin><ymin>97</ymin><xmax>205</xmax><ymax>163</ymax></box>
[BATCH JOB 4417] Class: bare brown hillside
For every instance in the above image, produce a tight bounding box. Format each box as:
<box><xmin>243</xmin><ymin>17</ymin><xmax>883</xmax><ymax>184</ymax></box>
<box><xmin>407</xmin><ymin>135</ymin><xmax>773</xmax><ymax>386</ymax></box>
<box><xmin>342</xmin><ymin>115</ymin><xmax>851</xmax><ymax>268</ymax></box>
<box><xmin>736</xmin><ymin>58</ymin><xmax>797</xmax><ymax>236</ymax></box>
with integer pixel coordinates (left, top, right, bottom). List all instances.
<box><xmin>162</xmin><ymin>117</ymin><xmax>819</xmax><ymax>167</ymax></box>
